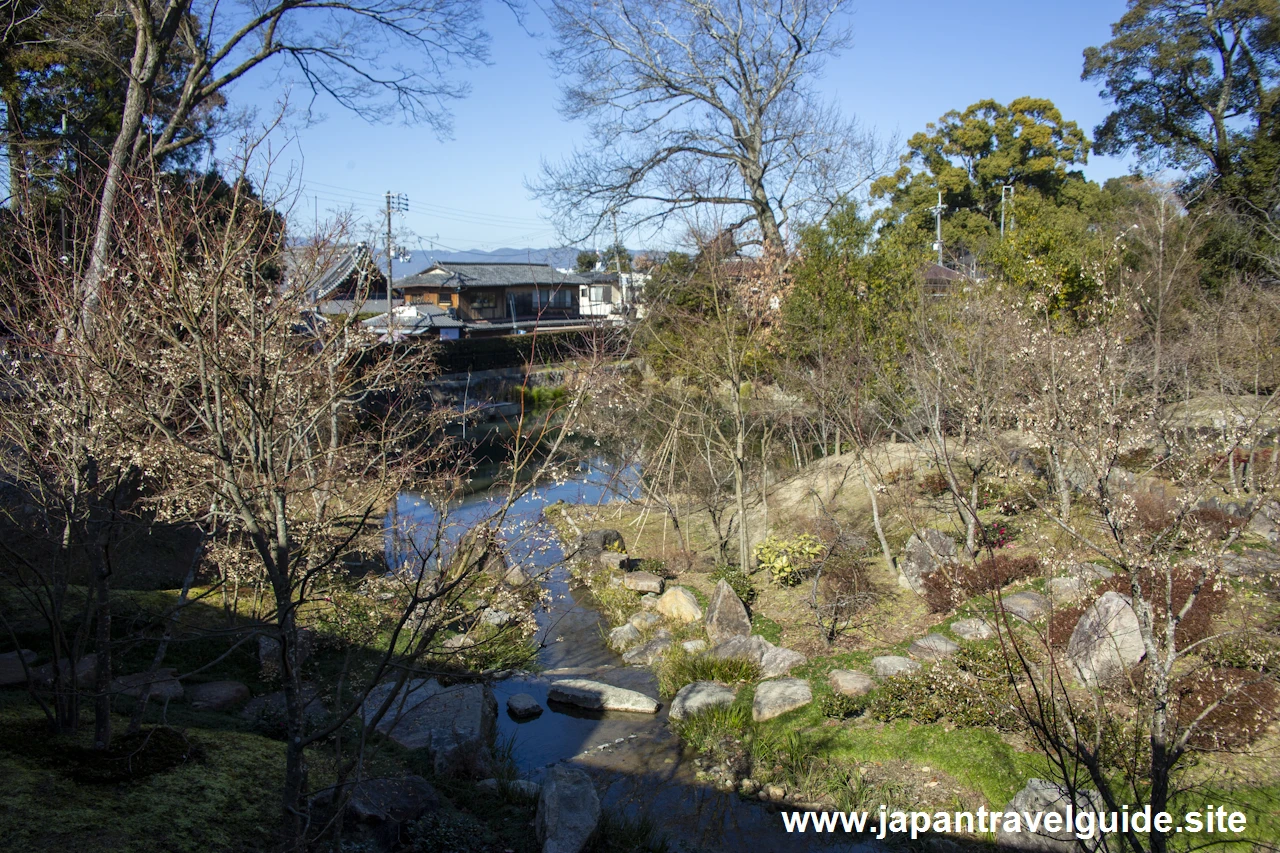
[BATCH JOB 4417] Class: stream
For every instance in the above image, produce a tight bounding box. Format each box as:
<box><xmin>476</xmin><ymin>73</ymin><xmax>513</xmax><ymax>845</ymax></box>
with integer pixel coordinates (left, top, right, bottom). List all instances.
<box><xmin>394</xmin><ymin>461</ymin><xmax>876</xmax><ymax>852</ymax></box>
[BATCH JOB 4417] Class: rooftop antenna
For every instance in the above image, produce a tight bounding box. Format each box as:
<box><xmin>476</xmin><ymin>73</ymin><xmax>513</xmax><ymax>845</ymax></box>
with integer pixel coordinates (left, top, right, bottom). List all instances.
<box><xmin>929</xmin><ymin>190</ymin><xmax>945</xmax><ymax>265</ymax></box>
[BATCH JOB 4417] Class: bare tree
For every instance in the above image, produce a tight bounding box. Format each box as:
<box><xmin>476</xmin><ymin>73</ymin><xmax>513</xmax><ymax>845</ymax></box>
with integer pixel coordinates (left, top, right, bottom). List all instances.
<box><xmin>534</xmin><ymin>0</ymin><xmax>887</xmax><ymax>252</ymax></box>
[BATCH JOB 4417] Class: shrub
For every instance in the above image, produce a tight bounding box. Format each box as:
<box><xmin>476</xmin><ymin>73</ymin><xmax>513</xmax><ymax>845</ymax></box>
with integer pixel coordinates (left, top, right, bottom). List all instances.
<box><xmin>978</xmin><ymin>520</ymin><xmax>1019</xmax><ymax>550</ymax></box>
<box><xmin>1175</xmin><ymin>668</ymin><xmax>1280</xmax><ymax>750</ymax></box>
<box><xmin>1201</xmin><ymin>634</ymin><xmax>1280</xmax><ymax>673</ymax></box>
<box><xmin>710</xmin><ymin>563</ymin><xmax>757</xmax><ymax>604</ymax></box>
<box><xmin>867</xmin><ymin>671</ymin><xmax>943</xmax><ymax>723</ymax></box>
<box><xmin>867</xmin><ymin>665</ymin><xmax>1021</xmax><ymax>730</ymax></box>
<box><xmin>820</xmin><ymin>693</ymin><xmax>868</xmax><ymax>719</ymax></box>
<box><xmin>920</xmin><ymin>470</ymin><xmax>951</xmax><ymax>497</ymax></box>
<box><xmin>754</xmin><ymin>534</ymin><xmax>824</xmax><ymax>586</ymax></box>
<box><xmin>920</xmin><ymin>554</ymin><xmax>1042</xmax><ymax>613</ymax></box>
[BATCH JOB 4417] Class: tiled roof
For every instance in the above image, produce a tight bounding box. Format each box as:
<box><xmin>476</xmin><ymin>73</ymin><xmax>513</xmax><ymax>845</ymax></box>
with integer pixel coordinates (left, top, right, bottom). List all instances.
<box><xmin>284</xmin><ymin>243</ymin><xmax>382</xmax><ymax>302</ymax></box>
<box><xmin>361</xmin><ymin>304</ymin><xmax>465</xmax><ymax>335</ymax></box>
<box><xmin>396</xmin><ymin>262</ymin><xmax>589</xmax><ymax>290</ymax></box>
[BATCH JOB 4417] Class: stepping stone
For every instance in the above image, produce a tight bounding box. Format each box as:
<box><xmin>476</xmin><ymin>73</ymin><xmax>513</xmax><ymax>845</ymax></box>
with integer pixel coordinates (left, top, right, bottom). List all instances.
<box><xmin>950</xmin><ymin>617</ymin><xmax>994</xmax><ymax>641</ymax></box>
<box><xmin>547</xmin><ymin>678</ymin><xmax>660</xmax><ymax>713</ymax></box>
<box><xmin>871</xmin><ymin>656</ymin><xmax>921</xmax><ymax>678</ymax></box>
<box><xmin>669</xmin><ymin>681</ymin><xmax>737</xmax><ymax>721</ymax></box>
<box><xmin>1001</xmin><ymin>591</ymin><xmax>1050</xmax><ymax>623</ymax></box>
<box><xmin>600</xmin><ymin>552</ymin><xmax>630</xmax><ymax>571</ymax></box>
<box><xmin>752</xmin><ymin>678</ymin><xmax>813</xmax><ymax>721</ymax></box>
<box><xmin>507</xmin><ymin>693</ymin><xmax>543</xmax><ymax>719</ymax></box>
<box><xmin>622</xmin><ymin>571</ymin><xmax>663</xmax><ymax>593</ymax></box>
<box><xmin>908</xmin><ymin>633</ymin><xmax>959</xmax><ymax>661</ymax></box>
<box><xmin>828</xmin><ymin>670</ymin><xmax>875</xmax><ymax>697</ymax></box>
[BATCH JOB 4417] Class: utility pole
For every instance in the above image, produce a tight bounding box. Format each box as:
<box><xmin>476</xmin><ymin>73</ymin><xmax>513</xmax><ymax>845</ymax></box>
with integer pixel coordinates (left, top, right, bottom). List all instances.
<box><xmin>383</xmin><ymin>191</ymin><xmax>407</xmax><ymax>571</ymax></box>
<box><xmin>1001</xmin><ymin>185</ymin><xmax>1014</xmax><ymax>238</ymax></box>
<box><xmin>930</xmin><ymin>190</ymin><xmax>945</xmax><ymax>265</ymax></box>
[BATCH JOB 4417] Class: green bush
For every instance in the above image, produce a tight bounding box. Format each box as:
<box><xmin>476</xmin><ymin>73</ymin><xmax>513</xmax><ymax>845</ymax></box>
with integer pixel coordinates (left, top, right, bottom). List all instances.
<box><xmin>710</xmin><ymin>563</ymin><xmax>757</xmax><ymax>604</ymax></box>
<box><xmin>867</xmin><ymin>664</ymin><xmax>1022</xmax><ymax>731</ymax></box>
<box><xmin>754</xmin><ymin>534</ymin><xmax>824</xmax><ymax>586</ymax></box>
<box><xmin>820</xmin><ymin>693</ymin><xmax>868</xmax><ymax>719</ymax></box>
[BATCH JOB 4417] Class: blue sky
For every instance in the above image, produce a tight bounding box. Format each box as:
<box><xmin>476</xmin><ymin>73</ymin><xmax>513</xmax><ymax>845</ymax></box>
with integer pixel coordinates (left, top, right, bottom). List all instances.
<box><xmin>229</xmin><ymin>0</ymin><xmax>1133</xmax><ymax>254</ymax></box>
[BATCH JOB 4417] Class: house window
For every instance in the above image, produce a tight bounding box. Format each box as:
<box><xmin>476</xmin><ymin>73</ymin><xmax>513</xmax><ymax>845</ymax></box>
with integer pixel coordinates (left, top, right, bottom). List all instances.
<box><xmin>438</xmin><ymin>292</ymin><xmax>453</xmax><ymax>307</ymax></box>
<box><xmin>538</xmin><ymin>288</ymin><xmax>573</xmax><ymax>309</ymax></box>
<box><xmin>471</xmin><ymin>293</ymin><xmax>495</xmax><ymax>309</ymax></box>
<box><xmin>590</xmin><ymin>285</ymin><xmax>611</xmax><ymax>303</ymax></box>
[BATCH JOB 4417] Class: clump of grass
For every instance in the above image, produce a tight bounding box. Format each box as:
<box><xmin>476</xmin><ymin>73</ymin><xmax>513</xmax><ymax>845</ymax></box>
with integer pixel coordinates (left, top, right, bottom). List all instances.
<box><xmin>587</xmin><ymin>581</ymin><xmax>641</xmax><ymax>627</ymax></box>
<box><xmin>655</xmin><ymin>646</ymin><xmax>759</xmax><ymax>697</ymax></box>
<box><xmin>709</xmin><ymin>563</ymin><xmax>757</xmax><ymax>604</ymax></box>
<box><xmin>585</xmin><ymin>809</ymin><xmax>670</xmax><ymax>853</ymax></box>
<box><xmin>668</xmin><ymin>703</ymin><xmax>752</xmax><ymax>752</ymax></box>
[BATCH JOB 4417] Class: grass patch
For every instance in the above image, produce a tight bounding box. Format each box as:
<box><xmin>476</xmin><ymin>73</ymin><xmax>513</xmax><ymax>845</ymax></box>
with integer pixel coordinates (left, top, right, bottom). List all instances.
<box><xmin>750</xmin><ymin>613</ymin><xmax>782</xmax><ymax>645</ymax></box>
<box><xmin>655</xmin><ymin>646</ymin><xmax>759</xmax><ymax>698</ymax></box>
<box><xmin>585</xmin><ymin>809</ymin><xmax>670</xmax><ymax>853</ymax></box>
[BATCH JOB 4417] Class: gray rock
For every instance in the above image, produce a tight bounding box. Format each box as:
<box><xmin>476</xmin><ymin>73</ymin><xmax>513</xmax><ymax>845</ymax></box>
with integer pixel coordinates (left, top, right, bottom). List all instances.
<box><xmin>1221</xmin><ymin>549</ymin><xmax>1280</xmax><ymax>577</ymax></box>
<box><xmin>0</xmin><ymin>650</ymin><xmax>37</xmax><ymax>687</ymax></box>
<box><xmin>1048</xmin><ymin>576</ymin><xmax>1087</xmax><ymax>604</ymax></box>
<box><xmin>621</xmin><ymin>634</ymin><xmax>673</xmax><ymax>665</ymax></box>
<box><xmin>242</xmin><ymin>684</ymin><xmax>327</xmax><ymax>727</ymax></box>
<box><xmin>362</xmin><ymin>679</ymin><xmax>498</xmax><ymax>777</ymax></box>
<box><xmin>504</xmin><ymin>563</ymin><xmax>534</xmax><ymax>587</ymax></box>
<box><xmin>752</xmin><ymin>678</ymin><xmax>813</xmax><ymax>722</ymax></box>
<box><xmin>681</xmin><ymin>639</ymin><xmax>708</xmax><ymax>654</ymax></box>
<box><xmin>482</xmin><ymin>608</ymin><xmax>514</xmax><ymax>627</ymax></box>
<box><xmin>908</xmin><ymin>633</ymin><xmax>959</xmax><ymax>661</ymax></box>
<box><xmin>995</xmin><ymin>778</ymin><xmax>1106</xmax><ymax>852</ymax></box>
<box><xmin>640</xmin><ymin>593</ymin><xmax>660</xmax><ymax>611</ymax></box>
<box><xmin>1071</xmin><ymin>562</ymin><xmax>1115</xmax><ymax>581</ymax></box>
<box><xmin>1067</xmin><ymin>591</ymin><xmax>1146</xmax><ymax>687</ymax></box>
<box><xmin>1002</xmin><ymin>591</ymin><xmax>1050</xmax><ymax>623</ymax></box>
<box><xmin>31</xmin><ymin>655</ymin><xmax>96</xmax><ymax>689</ymax></box>
<box><xmin>345</xmin><ymin>775</ymin><xmax>440</xmax><ymax>824</ymax></box>
<box><xmin>1247</xmin><ymin>500</ymin><xmax>1280</xmax><ymax>544</ymax></box>
<box><xmin>576</xmin><ymin>529</ymin><xmax>626</xmax><ymax>561</ymax></box>
<box><xmin>546</xmin><ymin>678</ymin><xmax>660</xmax><ymax>713</ymax></box>
<box><xmin>629</xmin><ymin>611</ymin><xmax>661</xmax><ymax>630</ymax></box>
<box><xmin>656</xmin><ymin>586</ymin><xmax>703</xmax><ymax>623</ymax></box>
<box><xmin>622</xmin><ymin>570</ymin><xmax>663</xmax><ymax>593</ymax></box>
<box><xmin>828</xmin><ymin>670</ymin><xmax>875</xmax><ymax>697</ymax></box>
<box><xmin>710</xmin><ymin>634</ymin><xmax>773</xmax><ymax>667</ymax></box>
<box><xmin>507</xmin><ymin>693</ymin><xmax>543</xmax><ymax>719</ymax></box>
<box><xmin>536</xmin><ymin>765</ymin><xmax>600</xmax><ymax>853</ymax></box>
<box><xmin>607</xmin><ymin>623</ymin><xmax>642</xmax><ymax>652</ymax></box>
<box><xmin>759</xmin><ymin>646</ymin><xmax>807</xmax><ymax>678</ymax></box>
<box><xmin>900</xmin><ymin>529</ymin><xmax>958</xmax><ymax>595</ymax></box>
<box><xmin>950</xmin><ymin>617</ymin><xmax>995</xmax><ymax>641</ymax></box>
<box><xmin>704</xmin><ymin>580</ymin><xmax>752</xmax><ymax>645</ymax></box>
<box><xmin>111</xmin><ymin>667</ymin><xmax>184</xmax><ymax>702</ymax></box>
<box><xmin>188</xmin><ymin>680</ymin><xmax>250</xmax><ymax>711</ymax></box>
<box><xmin>476</xmin><ymin>778</ymin><xmax>499</xmax><ymax>794</ymax></box>
<box><xmin>669</xmin><ymin>681</ymin><xmax>738</xmax><ymax>721</ymax></box>
<box><xmin>510</xmin><ymin>779</ymin><xmax>541</xmax><ymax>799</ymax></box>
<box><xmin>599</xmin><ymin>552</ymin><xmax>630</xmax><ymax>572</ymax></box>
<box><xmin>871</xmin><ymin>656</ymin><xmax>921</xmax><ymax>678</ymax></box>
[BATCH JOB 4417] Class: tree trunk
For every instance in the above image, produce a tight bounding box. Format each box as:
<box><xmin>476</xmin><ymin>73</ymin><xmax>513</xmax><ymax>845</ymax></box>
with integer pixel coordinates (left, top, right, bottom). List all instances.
<box><xmin>92</xmin><ymin>548</ymin><xmax>112</xmax><ymax>750</ymax></box>
<box><xmin>862</xmin><ymin>467</ymin><xmax>895</xmax><ymax>573</ymax></box>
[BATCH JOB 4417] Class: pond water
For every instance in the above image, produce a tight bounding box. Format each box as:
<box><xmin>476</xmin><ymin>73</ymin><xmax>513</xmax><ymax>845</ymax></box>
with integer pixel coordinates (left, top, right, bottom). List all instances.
<box><xmin>392</xmin><ymin>461</ymin><xmax>877</xmax><ymax>852</ymax></box>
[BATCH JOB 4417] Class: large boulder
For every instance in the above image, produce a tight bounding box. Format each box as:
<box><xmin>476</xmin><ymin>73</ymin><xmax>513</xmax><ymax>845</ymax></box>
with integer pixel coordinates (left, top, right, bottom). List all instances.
<box><xmin>908</xmin><ymin>634</ymin><xmax>959</xmax><ymax>661</ymax></box>
<box><xmin>828</xmin><ymin>670</ymin><xmax>875</xmax><ymax>698</ymax></box>
<box><xmin>994</xmin><ymin>778</ymin><xmax>1106</xmax><ymax>852</ymax></box>
<box><xmin>655</xmin><ymin>586</ymin><xmax>703</xmax><ymax>623</ymax></box>
<box><xmin>1067</xmin><ymin>591</ymin><xmax>1146</xmax><ymax>687</ymax></box>
<box><xmin>710</xmin><ymin>634</ymin><xmax>773</xmax><ymax>667</ymax></box>
<box><xmin>669</xmin><ymin>681</ymin><xmax>738</xmax><ymax>721</ymax></box>
<box><xmin>575</xmin><ymin>529</ymin><xmax>626</xmax><ymax>561</ymax></box>
<box><xmin>950</xmin><ymin>618</ymin><xmax>994</xmax><ymax>641</ymax></box>
<box><xmin>704</xmin><ymin>580</ymin><xmax>751</xmax><ymax>645</ymax></box>
<box><xmin>752</xmin><ymin>678</ymin><xmax>813</xmax><ymax>721</ymax></box>
<box><xmin>536</xmin><ymin>765</ymin><xmax>600</xmax><ymax>853</ymax></box>
<box><xmin>32</xmin><ymin>655</ymin><xmax>97</xmax><ymax>689</ymax></box>
<box><xmin>1048</xmin><ymin>576</ymin><xmax>1088</xmax><ymax>604</ymax></box>
<box><xmin>362</xmin><ymin>679</ymin><xmax>498</xmax><ymax>777</ymax></box>
<box><xmin>900</xmin><ymin>529</ymin><xmax>958</xmax><ymax>594</ymax></box>
<box><xmin>607</xmin><ymin>623</ymin><xmax>642</xmax><ymax>652</ymax></box>
<box><xmin>188</xmin><ymin>681</ymin><xmax>250</xmax><ymax>711</ymax></box>
<box><xmin>112</xmin><ymin>667</ymin><xmax>184</xmax><ymax>702</ymax></box>
<box><xmin>599</xmin><ymin>552</ymin><xmax>630</xmax><ymax>572</ymax></box>
<box><xmin>345</xmin><ymin>775</ymin><xmax>441</xmax><ymax>825</ymax></box>
<box><xmin>546</xmin><ymin>678</ymin><xmax>660</xmax><ymax>713</ymax></box>
<box><xmin>759</xmin><ymin>646</ymin><xmax>807</xmax><ymax>678</ymax></box>
<box><xmin>622</xmin><ymin>571</ymin><xmax>663</xmax><ymax>594</ymax></box>
<box><xmin>0</xmin><ymin>650</ymin><xmax>37</xmax><ymax>687</ymax></box>
<box><xmin>871</xmin><ymin>656</ymin><xmax>920</xmax><ymax>678</ymax></box>
<box><xmin>620</xmin><ymin>633</ymin><xmax>673</xmax><ymax>665</ymax></box>
<box><xmin>1001</xmin><ymin>591</ymin><xmax>1050</xmax><ymax>623</ymax></box>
